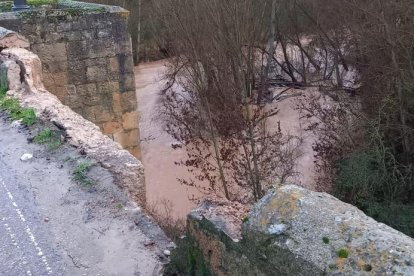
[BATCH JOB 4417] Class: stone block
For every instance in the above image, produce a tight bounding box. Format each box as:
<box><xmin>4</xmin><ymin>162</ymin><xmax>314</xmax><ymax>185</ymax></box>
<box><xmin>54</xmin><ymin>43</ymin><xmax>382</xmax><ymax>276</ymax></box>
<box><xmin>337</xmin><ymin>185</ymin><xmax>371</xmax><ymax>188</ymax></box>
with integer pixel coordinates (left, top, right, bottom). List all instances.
<box><xmin>82</xmin><ymin>30</ymin><xmax>96</xmax><ymax>41</ymax></box>
<box><xmin>85</xmin><ymin>58</ymin><xmax>107</xmax><ymax>67</ymax></box>
<box><xmin>97</xmin><ymin>81</ymin><xmax>119</xmax><ymax>97</ymax></box>
<box><xmin>117</xmin><ymin>53</ymin><xmax>134</xmax><ymax>74</ymax></box>
<box><xmin>64</xmin><ymin>31</ymin><xmax>82</xmax><ymax>42</ymax></box>
<box><xmin>87</xmin><ymin>66</ymin><xmax>109</xmax><ymax>82</ymax></box>
<box><xmin>97</xmin><ymin>29</ymin><xmax>111</xmax><ymax>39</ymax></box>
<box><xmin>42</xmin><ymin>71</ymin><xmax>68</xmax><ymax>99</ymax></box>
<box><xmin>76</xmin><ymin>83</ymin><xmax>100</xmax><ymax>106</ymax></box>
<box><xmin>67</xmin><ymin>61</ymin><xmax>87</xmax><ymax>84</ymax></box>
<box><xmin>122</xmin><ymin>111</ymin><xmax>138</xmax><ymax>131</ymax></box>
<box><xmin>42</xmin><ymin>60</ymin><xmax>67</xmax><ymax>74</ymax></box>
<box><xmin>112</xmin><ymin>92</ymin><xmax>123</xmax><ymax>114</ymax></box>
<box><xmin>0</xmin><ymin>27</ymin><xmax>30</xmax><ymax>49</ymax></box>
<box><xmin>127</xmin><ymin>146</ymin><xmax>141</xmax><ymax>159</ymax></box>
<box><xmin>109</xmin><ymin>57</ymin><xmax>119</xmax><ymax>73</ymax></box>
<box><xmin>67</xmin><ymin>40</ymin><xmax>88</xmax><ymax>61</ymax></box>
<box><xmin>119</xmin><ymin>73</ymin><xmax>136</xmax><ymax>92</ymax></box>
<box><xmin>113</xmin><ymin>129</ymin><xmax>139</xmax><ymax>149</ymax></box>
<box><xmin>56</xmin><ymin>22</ymin><xmax>72</xmax><ymax>33</ymax></box>
<box><xmin>87</xmin><ymin>39</ymin><xmax>116</xmax><ymax>59</ymax></box>
<box><xmin>32</xmin><ymin>42</ymin><xmax>67</xmax><ymax>63</ymax></box>
<box><xmin>94</xmin><ymin>106</ymin><xmax>115</xmax><ymax>123</ymax></box>
<box><xmin>102</xmin><ymin>121</ymin><xmax>123</xmax><ymax>135</ymax></box>
<box><xmin>120</xmin><ymin>91</ymin><xmax>138</xmax><ymax>112</ymax></box>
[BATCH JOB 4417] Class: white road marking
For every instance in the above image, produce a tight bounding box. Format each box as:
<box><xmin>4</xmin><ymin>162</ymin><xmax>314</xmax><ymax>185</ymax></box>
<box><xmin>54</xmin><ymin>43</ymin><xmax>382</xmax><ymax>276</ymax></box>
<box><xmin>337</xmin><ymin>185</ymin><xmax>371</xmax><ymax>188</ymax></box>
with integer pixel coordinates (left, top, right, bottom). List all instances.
<box><xmin>1</xmin><ymin>179</ymin><xmax>53</xmax><ymax>274</ymax></box>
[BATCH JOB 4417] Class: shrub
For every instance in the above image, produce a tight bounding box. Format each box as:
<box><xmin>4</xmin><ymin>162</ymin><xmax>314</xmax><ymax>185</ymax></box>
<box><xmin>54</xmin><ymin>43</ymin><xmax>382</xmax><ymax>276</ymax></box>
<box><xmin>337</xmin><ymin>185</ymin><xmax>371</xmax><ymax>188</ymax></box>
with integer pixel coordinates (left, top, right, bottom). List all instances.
<box><xmin>334</xmin><ymin>121</ymin><xmax>414</xmax><ymax>237</ymax></box>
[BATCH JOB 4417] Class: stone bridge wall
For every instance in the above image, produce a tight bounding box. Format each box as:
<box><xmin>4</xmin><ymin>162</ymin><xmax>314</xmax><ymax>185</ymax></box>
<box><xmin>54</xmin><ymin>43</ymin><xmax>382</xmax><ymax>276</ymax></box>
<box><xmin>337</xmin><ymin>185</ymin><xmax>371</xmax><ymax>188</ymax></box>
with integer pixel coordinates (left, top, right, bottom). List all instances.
<box><xmin>185</xmin><ymin>185</ymin><xmax>414</xmax><ymax>275</ymax></box>
<box><xmin>0</xmin><ymin>2</ymin><xmax>140</xmax><ymax>157</ymax></box>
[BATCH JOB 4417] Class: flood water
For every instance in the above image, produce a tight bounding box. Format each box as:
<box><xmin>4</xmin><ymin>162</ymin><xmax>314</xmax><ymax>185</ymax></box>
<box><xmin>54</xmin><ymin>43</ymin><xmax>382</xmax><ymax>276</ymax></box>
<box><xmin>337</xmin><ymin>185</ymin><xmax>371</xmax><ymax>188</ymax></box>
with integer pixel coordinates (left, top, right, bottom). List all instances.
<box><xmin>135</xmin><ymin>60</ymin><xmax>317</xmax><ymax>219</ymax></box>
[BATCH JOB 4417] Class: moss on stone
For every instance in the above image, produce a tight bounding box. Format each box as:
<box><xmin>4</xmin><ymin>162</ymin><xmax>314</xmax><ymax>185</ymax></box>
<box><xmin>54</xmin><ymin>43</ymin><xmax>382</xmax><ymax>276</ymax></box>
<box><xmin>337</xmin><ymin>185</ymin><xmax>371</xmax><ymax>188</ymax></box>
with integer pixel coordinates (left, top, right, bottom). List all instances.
<box><xmin>165</xmin><ymin>236</ymin><xmax>212</xmax><ymax>276</ymax></box>
<box><xmin>337</xmin><ymin>248</ymin><xmax>349</xmax><ymax>259</ymax></box>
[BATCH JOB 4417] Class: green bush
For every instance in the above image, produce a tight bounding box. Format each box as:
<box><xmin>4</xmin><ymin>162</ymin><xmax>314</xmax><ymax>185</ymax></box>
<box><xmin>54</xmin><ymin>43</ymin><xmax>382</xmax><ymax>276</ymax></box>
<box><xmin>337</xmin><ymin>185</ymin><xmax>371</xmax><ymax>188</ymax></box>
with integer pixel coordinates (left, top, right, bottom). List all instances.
<box><xmin>334</xmin><ymin>124</ymin><xmax>414</xmax><ymax>237</ymax></box>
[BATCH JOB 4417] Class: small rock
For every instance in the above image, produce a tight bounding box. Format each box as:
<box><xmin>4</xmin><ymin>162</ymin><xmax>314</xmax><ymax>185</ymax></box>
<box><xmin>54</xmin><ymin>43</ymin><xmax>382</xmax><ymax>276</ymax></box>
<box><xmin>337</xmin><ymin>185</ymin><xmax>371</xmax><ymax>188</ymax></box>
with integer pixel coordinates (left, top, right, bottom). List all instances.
<box><xmin>20</xmin><ymin>153</ymin><xmax>33</xmax><ymax>161</ymax></box>
<box><xmin>163</xmin><ymin>249</ymin><xmax>171</xmax><ymax>256</ymax></box>
<box><xmin>144</xmin><ymin>239</ymin><xmax>155</xmax><ymax>247</ymax></box>
<box><xmin>11</xmin><ymin>120</ymin><xmax>22</xmax><ymax>128</ymax></box>
<box><xmin>44</xmin><ymin>217</ymin><xmax>49</xmax><ymax>222</ymax></box>
<box><xmin>167</xmin><ymin>241</ymin><xmax>177</xmax><ymax>250</ymax></box>
<box><xmin>268</xmin><ymin>223</ymin><xmax>287</xmax><ymax>235</ymax></box>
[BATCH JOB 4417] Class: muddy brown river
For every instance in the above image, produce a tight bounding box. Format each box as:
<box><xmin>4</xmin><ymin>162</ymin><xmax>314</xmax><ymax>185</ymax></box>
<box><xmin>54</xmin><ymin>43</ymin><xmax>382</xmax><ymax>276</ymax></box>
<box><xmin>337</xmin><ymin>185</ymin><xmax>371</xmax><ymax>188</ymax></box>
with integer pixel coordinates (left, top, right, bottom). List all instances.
<box><xmin>135</xmin><ymin>60</ymin><xmax>317</xmax><ymax>219</ymax></box>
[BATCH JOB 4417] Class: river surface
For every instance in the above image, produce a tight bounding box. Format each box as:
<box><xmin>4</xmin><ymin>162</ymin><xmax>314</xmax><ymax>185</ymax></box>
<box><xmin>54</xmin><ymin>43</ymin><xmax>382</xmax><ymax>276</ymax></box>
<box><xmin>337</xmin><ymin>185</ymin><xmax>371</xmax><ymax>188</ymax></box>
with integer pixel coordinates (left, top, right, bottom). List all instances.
<box><xmin>135</xmin><ymin>60</ymin><xmax>317</xmax><ymax>219</ymax></box>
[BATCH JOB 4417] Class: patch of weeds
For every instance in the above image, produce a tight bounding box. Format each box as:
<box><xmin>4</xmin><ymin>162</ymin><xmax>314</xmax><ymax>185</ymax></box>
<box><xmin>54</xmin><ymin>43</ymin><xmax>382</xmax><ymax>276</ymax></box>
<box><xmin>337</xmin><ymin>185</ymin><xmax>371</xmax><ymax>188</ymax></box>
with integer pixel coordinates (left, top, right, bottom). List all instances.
<box><xmin>337</xmin><ymin>248</ymin><xmax>349</xmax><ymax>259</ymax></box>
<box><xmin>0</xmin><ymin>2</ymin><xmax>12</xmax><ymax>12</ymax></box>
<box><xmin>28</xmin><ymin>0</ymin><xmax>58</xmax><ymax>7</ymax></box>
<box><xmin>242</xmin><ymin>216</ymin><xmax>249</xmax><ymax>223</ymax></box>
<box><xmin>34</xmin><ymin>128</ymin><xmax>62</xmax><ymax>150</ymax></box>
<box><xmin>17</xmin><ymin>10</ymin><xmax>41</xmax><ymax>19</ymax></box>
<box><xmin>0</xmin><ymin>87</ymin><xmax>6</xmax><ymax>100</ymax></box>
<box><xmin>72</xmin><ymin>161</ymin><xmax>94</xmax><ymax>186</ymax></box>
<box><xmin>20</xmin><ymin>108</ymin><xmax>36</xmax><ymax>126</ymax></box>
<box><xmin>0</xmin><ymin>97</ymin><xmax>37</xmax><ymax>126</ymax></box>
<box><xmin>165</xmin><ymin>236</ymin><xmax>212</xmax><ymax>276</ymax></box>
<box><xmin>322</xmin><ymin>237</ymin><xmax>330</xmax><ymax>244</ymax></box>
<box><xmin>48</xmin><ymin>139</ymin><xmax>62</xmax><ymax>150</ymax></box>
<box><xmin>116</xmin><ymin>203</ymin><xmax>124</xmax><ymax>211</ymax></box>
<box><xmin>34</xmin><ymin>128</ymin><xmax>53</xmax><ymax>143</ymax></box>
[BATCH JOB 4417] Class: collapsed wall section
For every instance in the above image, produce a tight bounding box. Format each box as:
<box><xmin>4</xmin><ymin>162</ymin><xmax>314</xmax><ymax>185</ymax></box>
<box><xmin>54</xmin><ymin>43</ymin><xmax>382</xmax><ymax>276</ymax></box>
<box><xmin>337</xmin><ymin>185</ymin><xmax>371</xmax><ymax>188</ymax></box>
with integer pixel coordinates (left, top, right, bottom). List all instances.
<box><xmin>0</xmin><ymin>2</ymin><xmax>140</xmax><ymax>157</ymax></box>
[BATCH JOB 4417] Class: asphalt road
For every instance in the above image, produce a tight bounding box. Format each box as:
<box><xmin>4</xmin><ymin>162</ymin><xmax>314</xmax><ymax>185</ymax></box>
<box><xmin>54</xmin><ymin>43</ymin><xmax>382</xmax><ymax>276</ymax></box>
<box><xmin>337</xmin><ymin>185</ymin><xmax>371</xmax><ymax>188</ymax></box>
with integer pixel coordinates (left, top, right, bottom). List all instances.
<box><xmin>0</xmin><ymin>158</ymin><xmax>62</xmax><ymax>275</ymax></box>
<box><xmin>0</xmin><ymin>118</ymin><xmax>167</xmax><ymax>276</ymax></box>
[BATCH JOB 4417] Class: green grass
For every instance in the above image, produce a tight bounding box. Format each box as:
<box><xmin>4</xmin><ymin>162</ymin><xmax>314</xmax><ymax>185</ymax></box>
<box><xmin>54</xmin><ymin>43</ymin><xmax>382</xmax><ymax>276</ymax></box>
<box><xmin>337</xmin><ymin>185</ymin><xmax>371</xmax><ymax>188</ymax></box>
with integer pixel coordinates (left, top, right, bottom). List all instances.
<box><xmin>72</xmin><ymin>161</ymin><xmax>94</xmax><ymax>186</ymax></box>
<box><xmin>337</xmin><ymin>248</ymin><xmax>349</xmax><ymax>259</ymax></box>
<box><xmin>34</xmin><ymin>128</ymin><xmax>53</xmax><ymax>144</ymax></box>
<box><xmin>27</xmin><ymin>0</ymin><xmax>58</xmax><ymax>7</ymax></box>
<box><xmin>33</xmin><ymin>128</ymin><xmax>62</xmax><ymax>150</ymax></box>
<box><xmin>0</xmin><ymin>70</ymin><xmax>36</xmax><ymax>126</ymax></box>
<box><xmin>0</xmin><ymin>87</ymin><xmax>6</xmax><ymax>99</ymax></box>
<box><xmin>322</xmin><ymin>237</ymin><xmax>330</xmax><ymax>244</ymax></box>
<box><xmin>0</xmin><ymin>96</ymin><xmax>37</xmax><ymax>126</ymax></box>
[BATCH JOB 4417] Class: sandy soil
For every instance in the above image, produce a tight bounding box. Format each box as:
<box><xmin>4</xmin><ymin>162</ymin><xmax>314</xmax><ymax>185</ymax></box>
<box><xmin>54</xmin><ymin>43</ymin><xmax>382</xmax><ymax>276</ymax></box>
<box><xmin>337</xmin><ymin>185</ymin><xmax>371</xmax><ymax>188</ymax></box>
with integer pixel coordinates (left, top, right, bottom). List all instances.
<box><xmin>136</xmin><ymin>61</ymin><xmax>317</xmax><ymax>219</ymax></box>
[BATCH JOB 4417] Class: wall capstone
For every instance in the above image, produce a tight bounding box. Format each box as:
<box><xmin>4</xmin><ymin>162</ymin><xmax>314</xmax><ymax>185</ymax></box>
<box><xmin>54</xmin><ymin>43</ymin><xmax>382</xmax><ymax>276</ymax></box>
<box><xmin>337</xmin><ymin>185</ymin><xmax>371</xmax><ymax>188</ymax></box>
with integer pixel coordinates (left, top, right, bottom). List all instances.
<box><xmin>188</xmin><ymin>185</ymin><xmax>414</xmax><ymax>275</ymax></box>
